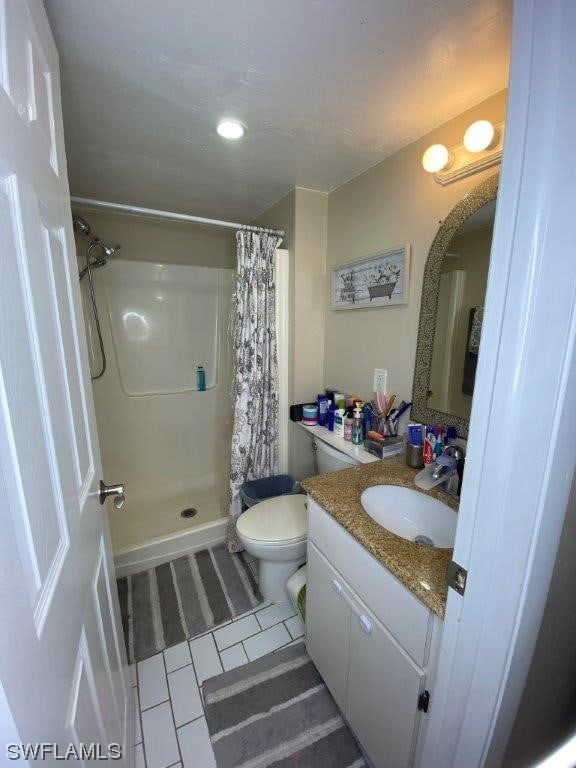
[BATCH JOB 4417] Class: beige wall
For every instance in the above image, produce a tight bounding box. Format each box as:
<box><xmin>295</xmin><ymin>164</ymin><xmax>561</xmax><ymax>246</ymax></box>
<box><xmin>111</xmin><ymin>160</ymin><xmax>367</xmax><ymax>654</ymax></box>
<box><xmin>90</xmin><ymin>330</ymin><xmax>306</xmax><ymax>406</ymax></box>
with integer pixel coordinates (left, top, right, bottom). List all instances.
<box><xmin>253</xmin><ymin>187</ymin><xmax>327</xmax><ymax>478</ymax></box>
<box><xmin>73</xmin><ymin>206</ymin><xmax>236</xmax><ymax>268</ymax></box>
<box><xmin>252</xmin><ymin>190</ymin><xmax>296</xmax><ymax>252</ymax></box>
<box><xmin>323</xmin><ymin>90</ymin><xmax>507</xmax><ymax>423</ymax></box>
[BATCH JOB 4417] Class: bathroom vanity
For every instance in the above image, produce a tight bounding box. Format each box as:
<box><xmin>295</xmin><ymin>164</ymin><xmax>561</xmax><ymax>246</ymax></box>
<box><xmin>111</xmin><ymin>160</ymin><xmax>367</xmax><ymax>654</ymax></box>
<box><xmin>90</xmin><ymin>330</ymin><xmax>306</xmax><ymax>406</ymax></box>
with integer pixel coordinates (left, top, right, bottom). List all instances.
<box><xmin>301</xmin><ymin>458</ymin><xmax>457</xmax><ymax>768</ymax></box>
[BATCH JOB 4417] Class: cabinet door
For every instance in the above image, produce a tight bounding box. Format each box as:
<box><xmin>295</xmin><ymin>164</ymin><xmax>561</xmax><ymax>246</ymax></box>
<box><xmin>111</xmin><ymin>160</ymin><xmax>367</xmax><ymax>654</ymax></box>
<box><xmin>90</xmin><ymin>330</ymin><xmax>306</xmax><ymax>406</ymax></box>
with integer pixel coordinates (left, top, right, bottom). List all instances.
<box><xmin>347</xmin><ymin>600</ymin><xmax>425</xmax><ymax>768</ymax></box>
<box><xmin>305</xmin><ymin>542</ymin><xmax>351</xmax><ymax>711</ymax></box>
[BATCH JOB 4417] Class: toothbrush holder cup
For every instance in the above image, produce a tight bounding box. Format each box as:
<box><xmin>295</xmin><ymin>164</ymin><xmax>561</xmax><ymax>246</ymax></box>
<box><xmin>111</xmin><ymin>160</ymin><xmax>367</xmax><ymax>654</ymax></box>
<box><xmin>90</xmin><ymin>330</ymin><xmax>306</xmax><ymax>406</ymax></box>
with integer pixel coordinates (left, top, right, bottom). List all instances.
<box><xmin>406</xmin><ymin>442</ymin><xmax>424</xmax><ymax>469</ymax></box>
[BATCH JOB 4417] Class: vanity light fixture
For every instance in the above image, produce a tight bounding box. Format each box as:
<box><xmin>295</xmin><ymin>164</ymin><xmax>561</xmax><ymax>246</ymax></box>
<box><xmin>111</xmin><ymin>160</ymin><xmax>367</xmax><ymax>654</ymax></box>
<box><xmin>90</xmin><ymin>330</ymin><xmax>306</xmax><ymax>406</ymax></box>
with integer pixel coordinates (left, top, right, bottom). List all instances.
<box><xmin>463</xmin><ymin>120</ymin><xmax>496</xmax><ymax>153</ymax></box>
<box><xmin>421</xmin><ymin>144</ymin><xmax>452</xmax><ymax>174</ymax></box>
<box><xmin>422</xmin><ymin>120</ymin><xmax>505</xmax><ymax>185</ymax></box>
<box><xmin>216</xmin><ymin>119</ymin><xmax>245</xmax><ymax>140</ymax></box>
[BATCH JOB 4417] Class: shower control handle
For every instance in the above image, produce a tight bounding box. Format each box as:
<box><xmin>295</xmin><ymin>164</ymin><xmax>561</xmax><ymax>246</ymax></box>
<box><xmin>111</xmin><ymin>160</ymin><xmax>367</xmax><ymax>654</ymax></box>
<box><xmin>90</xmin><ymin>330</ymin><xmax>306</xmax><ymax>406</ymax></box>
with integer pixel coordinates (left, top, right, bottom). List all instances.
<box><xmin>99</xmin><ymin>480</ymin><xmax>126</xmax><ymax>509</ymax></box>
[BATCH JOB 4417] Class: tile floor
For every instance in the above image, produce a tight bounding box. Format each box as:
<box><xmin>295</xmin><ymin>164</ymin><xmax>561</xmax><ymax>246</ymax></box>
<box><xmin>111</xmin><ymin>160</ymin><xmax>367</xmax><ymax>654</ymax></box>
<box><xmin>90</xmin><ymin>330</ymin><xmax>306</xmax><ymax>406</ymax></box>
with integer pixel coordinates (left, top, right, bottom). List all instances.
<box><xmin>131</xmin><ymin>556</ymin><xmax>306</xmax><ymax>768</ymax></box>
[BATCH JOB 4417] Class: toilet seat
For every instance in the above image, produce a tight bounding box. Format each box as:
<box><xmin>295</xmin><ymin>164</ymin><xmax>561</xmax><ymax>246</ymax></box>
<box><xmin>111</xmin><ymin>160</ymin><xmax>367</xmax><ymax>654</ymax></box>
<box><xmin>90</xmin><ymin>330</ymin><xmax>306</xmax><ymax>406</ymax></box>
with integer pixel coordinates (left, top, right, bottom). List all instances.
<box><xmin>237</xmin><ymin>494</ymin><xmax>307</xmax><ymax>543</ymax></box>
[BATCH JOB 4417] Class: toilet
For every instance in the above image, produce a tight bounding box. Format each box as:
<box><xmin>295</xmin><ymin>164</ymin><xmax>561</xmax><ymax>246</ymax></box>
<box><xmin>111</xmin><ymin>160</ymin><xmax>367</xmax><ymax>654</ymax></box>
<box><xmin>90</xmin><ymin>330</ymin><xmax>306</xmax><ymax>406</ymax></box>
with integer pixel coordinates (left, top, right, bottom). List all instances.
<box><xmin>237</xmin><ymin>437</ymin><xmax>361</xmax><ymax>602</ymax></box>
<box><xmin>313</xmin><ymin>437</ymin><xmax>360</xmax><ymax>474</ymax></box>
<box><xmin>237</xmin><ymin>494</ymin><xmax>308</xmax><ymax>602</ymax></box>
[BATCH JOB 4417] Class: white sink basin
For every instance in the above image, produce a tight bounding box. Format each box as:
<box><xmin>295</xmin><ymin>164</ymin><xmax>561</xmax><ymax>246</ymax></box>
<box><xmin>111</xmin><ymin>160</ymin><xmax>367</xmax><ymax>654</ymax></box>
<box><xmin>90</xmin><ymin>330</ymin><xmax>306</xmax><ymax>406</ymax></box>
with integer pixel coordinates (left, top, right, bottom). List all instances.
<box><xmin>360</xmin><ymin>485</ymin><xmax>457</xmax><ymax>548</ymax></box>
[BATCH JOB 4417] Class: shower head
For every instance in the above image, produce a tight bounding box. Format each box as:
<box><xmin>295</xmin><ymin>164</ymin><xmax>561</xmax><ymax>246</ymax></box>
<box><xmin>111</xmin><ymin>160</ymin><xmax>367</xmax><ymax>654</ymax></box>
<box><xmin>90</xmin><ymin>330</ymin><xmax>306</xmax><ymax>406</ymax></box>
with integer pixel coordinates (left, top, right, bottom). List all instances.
<box><xmin>100</xmin><ymin>242</ymin><xmax>121</xmax><ymax>257</ymax></box>
<box><xmin>73</xmin><ymin>215</ymin><xmax>92</xmax><ymax>236</ymax></box>
<box><xmin>73</xmin><ymin>212</ymin><xmax>122</xmax><ymax>258</ymax></box>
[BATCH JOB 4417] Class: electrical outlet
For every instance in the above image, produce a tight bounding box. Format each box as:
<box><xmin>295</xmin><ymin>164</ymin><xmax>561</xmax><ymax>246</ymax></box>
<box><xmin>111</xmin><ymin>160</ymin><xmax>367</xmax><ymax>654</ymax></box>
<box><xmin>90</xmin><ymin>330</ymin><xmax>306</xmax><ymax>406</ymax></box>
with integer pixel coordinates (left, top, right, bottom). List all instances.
<box><xmin>373</xmin><ymin>368</ymin><xmax>387</xmax><ymax>393</ymax></box>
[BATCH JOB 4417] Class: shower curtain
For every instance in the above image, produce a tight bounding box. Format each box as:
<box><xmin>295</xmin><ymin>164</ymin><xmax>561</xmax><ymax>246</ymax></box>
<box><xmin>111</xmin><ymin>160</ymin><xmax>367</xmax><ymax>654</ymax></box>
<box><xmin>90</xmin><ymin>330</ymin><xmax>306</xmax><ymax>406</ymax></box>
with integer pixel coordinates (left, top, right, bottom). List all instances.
<box><xmin>227</xmin><ymin>229</ymin><xmax>282</xmax><ymax>552</ymax></box>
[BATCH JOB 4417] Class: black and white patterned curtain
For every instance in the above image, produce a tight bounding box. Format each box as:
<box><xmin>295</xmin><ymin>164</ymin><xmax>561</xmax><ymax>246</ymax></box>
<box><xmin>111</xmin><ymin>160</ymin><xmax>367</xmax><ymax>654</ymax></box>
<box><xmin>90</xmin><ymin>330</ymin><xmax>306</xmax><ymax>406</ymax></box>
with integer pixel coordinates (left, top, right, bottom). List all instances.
<box><xmin>227</xmin><ymin>229</ymin><xmax>282</xmax><ymax>552</ymax></box>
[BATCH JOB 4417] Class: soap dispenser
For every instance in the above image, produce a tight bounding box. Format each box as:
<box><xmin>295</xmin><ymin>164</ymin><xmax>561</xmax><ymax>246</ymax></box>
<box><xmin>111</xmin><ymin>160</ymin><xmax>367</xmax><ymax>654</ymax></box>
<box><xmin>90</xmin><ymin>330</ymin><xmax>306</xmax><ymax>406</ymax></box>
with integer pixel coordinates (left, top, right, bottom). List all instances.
<box><xmin>352</xmin><ymin>405</ymin><xmax>363</xmax><ymax>445</ymax></box>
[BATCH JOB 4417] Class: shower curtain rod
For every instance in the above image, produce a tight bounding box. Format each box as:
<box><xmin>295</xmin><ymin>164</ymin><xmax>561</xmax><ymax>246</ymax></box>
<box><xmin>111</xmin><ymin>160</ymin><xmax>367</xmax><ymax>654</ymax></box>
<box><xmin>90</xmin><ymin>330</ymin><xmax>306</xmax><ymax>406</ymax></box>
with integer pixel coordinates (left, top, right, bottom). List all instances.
<box><xmin>70</xmin><ymin>196</ymin><xmax>285</xmax><ymax>238</ymax></box>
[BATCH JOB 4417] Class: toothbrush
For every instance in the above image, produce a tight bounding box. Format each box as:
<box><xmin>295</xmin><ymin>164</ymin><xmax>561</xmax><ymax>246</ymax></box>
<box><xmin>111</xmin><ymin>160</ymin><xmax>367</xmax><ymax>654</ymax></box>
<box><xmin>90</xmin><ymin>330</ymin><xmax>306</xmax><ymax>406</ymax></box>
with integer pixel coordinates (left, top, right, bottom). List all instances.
<box><xmin>389</xmin><ymin>400</ymin><xmax>411</xmax><ymax>421</ymax></box>
<box><xmin>384</xmin><ymin>394</ymin><xmax>396</xmax><ymax>417</ymax></box>
<box><xmin>375</xmin><ymin>390</ymin><xmax>386</xmax><ymax>415</ymax></box>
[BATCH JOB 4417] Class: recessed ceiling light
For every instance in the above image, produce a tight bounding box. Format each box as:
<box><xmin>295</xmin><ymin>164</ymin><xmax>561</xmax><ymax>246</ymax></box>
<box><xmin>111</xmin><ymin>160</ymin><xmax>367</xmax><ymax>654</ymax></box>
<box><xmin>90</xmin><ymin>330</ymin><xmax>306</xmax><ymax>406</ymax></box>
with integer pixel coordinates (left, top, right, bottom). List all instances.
<box><xmin>216</xmin><ymin>119</ymin><xmax>245</xmax><ymax>140</ymax></box>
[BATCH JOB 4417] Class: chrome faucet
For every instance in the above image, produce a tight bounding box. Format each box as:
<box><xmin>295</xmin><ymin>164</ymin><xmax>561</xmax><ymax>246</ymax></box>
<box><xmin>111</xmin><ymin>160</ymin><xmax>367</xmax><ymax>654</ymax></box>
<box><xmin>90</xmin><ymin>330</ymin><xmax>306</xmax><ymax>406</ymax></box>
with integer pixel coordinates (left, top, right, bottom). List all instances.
<box><xmin>432</xmin><ymin>445</ymin><xmax>466</xmax><ymax>497</ymax></box>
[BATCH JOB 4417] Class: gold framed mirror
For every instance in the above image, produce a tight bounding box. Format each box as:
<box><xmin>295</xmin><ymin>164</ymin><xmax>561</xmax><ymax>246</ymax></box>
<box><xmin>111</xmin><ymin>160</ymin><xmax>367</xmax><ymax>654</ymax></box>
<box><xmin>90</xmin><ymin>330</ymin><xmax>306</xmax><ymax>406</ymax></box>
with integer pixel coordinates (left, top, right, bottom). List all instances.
<box><xmin>411</xmin><ymin>174</ymin><xmax>499</xmax><ymax>438</ymax></box>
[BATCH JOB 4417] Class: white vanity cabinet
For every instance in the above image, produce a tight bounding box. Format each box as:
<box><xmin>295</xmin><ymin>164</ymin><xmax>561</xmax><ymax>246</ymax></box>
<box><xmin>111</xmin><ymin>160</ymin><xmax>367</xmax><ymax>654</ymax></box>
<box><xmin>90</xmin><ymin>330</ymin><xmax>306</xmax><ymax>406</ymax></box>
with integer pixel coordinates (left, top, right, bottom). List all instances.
<box><xmin>305</xmin><ymin>498</ymin><xmax>443</xmax><ymax>768</ymax></box>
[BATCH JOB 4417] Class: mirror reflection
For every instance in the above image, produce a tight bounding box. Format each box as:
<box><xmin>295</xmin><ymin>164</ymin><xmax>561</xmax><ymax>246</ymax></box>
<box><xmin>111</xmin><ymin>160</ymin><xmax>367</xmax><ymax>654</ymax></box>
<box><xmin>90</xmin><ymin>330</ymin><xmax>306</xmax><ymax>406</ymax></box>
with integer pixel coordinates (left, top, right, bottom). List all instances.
<box><xmin>428</xmin><ymin>200</ymin><xmax>495</xmax><ymax>420</ymax></box>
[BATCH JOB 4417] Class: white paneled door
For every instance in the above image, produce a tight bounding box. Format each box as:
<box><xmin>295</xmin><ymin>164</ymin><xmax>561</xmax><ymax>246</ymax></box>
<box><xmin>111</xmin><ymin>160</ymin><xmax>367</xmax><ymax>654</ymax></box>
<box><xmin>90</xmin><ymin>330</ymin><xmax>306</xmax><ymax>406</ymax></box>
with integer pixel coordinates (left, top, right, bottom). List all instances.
<box><xmin>0</xmin><ymin>0</ymin><xmax>132</xmax><ymax>763</ymax></box>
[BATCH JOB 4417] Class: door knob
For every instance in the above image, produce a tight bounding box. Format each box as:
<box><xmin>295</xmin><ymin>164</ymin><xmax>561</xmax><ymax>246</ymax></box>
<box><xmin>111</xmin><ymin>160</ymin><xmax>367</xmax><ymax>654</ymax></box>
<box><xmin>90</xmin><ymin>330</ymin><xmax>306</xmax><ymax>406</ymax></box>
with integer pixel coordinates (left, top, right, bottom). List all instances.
<box><xmin>99</xmin><ymin>480</ymin><xmax>125</xmax><ymax>509</ymax></box>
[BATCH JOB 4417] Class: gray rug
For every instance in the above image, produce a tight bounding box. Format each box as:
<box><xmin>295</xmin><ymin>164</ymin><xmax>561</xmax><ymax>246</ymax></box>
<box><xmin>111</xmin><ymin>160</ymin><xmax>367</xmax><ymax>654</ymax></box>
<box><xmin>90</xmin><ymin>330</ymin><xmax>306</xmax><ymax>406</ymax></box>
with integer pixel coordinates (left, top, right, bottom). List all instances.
<box><xmin>117</xmin><ymin>543</ymin><xmax>263</xmax><ymax>663</ymax></box>
<box><xmin>204</xmin><ymin>642</ymin><xmax>366</xmax><ymax>768</ymax></box>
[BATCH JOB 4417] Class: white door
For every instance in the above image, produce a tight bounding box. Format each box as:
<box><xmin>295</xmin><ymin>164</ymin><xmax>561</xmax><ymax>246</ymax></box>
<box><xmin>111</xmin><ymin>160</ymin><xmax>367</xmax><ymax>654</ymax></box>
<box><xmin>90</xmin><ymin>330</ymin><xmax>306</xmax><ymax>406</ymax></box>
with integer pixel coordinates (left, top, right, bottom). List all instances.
<box><xmin>0</xmin><ymin>0</ymin><xmax>132</xmax><ymax>762</ymax></box>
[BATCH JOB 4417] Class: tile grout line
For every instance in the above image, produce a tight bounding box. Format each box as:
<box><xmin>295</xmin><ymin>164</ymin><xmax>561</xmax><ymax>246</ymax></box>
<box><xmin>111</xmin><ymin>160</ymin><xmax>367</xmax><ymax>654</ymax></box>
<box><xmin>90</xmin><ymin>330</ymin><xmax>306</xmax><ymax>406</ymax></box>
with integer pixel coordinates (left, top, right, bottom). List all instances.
<box><xmin>203</xmin><ymin>627</ymin><xmax>229</xmax><ymax>684</ymax></box>
<box><xmin>187</xmin><ymin>634</ymin><xmax>209</xmax><ymax>715</ymax></box>
<box><xmin>164</xmin><ymin>660</ymin><xmax>192</xmax><ymax>675</ymax></box>
<box><xmin>135</xmin><ymin>666</ymin><xmax>149</xmax><ymax>768</ymax></box>
<box><xmin>175</xmin><ymin>712</ymin><xmax>206</xmax><ymax>732</ymax></box>
<box><xmin>140</xmin><ymin>697</ymin><xmax>171</xmax><ymax>714</ymax></box>
<box><xmin>133</xmin><ymin>686</ymin><xmax>142</xmax><ymax>747</ymax></box>
<box><xmin>215</xmin><ymin>622</ymin><xmax>267</xmax><ymax>652</ymax></box>
<box><xmin>283</xmin><ymin>618</ymin><xmax>301</xmax><ymax>641</ymax></box>
<box><xmin>162</xmin><ymin>646</ymin><xmax>184</xmax><ymax>767</ymax></box>
<box><xmin>214</xmin><ymin>610</ymin><xmax>298</xmax><ymax>652</ymax></box>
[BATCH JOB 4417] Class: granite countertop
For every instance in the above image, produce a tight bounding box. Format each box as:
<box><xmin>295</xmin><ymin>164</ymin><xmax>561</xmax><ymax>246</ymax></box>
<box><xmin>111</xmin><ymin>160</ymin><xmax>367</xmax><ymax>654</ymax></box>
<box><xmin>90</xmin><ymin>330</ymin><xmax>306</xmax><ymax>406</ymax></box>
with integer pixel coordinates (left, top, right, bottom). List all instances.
<box><xmin>301</xmin><ymin>455</ymin><xmax>459</xmax><ymax>617</ymax></box>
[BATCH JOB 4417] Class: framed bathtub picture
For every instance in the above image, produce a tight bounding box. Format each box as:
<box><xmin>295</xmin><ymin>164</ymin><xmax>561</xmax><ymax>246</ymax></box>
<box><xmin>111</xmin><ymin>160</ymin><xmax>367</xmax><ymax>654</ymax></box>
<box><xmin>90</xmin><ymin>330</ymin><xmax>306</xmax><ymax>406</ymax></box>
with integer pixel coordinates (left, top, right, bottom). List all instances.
<box><xmin>331</xmin><ymin>244</ymin><xmax>411</xmax><ymax>310</ymax></box>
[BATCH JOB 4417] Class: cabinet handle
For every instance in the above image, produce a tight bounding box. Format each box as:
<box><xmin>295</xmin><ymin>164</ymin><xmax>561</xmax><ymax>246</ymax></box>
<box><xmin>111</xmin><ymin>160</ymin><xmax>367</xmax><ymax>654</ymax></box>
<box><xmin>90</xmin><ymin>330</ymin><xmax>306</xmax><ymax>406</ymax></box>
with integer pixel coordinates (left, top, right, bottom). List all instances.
<box><xmin>358</xmin><ymin>614</ymin><xmax>373</xmax><ymax>635</ymax></box>
<box><xmin>329</xmin><ymin>577</ymin><xmax>372</xmax><ymax>636</ymax></box>
<box><xmin>331</xmin><ymin>578</ymin><xmax>343</xmax><ymax>596</ymax></box>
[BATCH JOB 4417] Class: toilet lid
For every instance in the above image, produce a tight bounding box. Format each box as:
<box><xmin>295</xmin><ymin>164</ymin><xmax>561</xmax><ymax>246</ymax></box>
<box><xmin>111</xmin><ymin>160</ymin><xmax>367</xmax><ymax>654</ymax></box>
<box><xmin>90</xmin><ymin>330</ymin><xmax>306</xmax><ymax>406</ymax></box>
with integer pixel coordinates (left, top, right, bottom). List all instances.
<box><xmin>237</xmin><ymin>495</ymin><xmax>307</xmax><ymax>543</ymax></box>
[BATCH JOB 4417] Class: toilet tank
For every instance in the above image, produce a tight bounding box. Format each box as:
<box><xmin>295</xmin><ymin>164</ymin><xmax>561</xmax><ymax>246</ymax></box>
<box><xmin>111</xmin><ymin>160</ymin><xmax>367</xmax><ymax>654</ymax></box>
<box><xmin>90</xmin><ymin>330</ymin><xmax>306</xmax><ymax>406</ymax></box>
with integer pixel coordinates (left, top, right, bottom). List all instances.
<box><xmin>313</xmin><ymin>438</ymin><xmax>360</xmax><ymax>474</ymax></box>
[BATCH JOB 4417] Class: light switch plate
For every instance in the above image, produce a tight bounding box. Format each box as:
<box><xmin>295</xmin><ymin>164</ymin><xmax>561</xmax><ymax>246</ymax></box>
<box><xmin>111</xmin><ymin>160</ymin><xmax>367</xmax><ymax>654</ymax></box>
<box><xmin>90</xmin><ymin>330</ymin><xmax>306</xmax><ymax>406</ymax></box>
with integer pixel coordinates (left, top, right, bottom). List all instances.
<box><xmin>373</xmin><ymin>368</ymin><xmax>387</xmax><ymax>393</ymax></box>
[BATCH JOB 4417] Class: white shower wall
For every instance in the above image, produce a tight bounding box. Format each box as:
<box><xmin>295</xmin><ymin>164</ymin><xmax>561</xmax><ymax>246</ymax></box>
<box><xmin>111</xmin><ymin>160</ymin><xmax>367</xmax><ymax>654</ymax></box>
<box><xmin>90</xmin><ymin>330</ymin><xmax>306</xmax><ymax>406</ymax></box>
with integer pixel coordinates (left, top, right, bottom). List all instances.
<box><xmin>81</xmin><ymin>257</ymin><xmax>233</xmax><ymax>551</ymax></box>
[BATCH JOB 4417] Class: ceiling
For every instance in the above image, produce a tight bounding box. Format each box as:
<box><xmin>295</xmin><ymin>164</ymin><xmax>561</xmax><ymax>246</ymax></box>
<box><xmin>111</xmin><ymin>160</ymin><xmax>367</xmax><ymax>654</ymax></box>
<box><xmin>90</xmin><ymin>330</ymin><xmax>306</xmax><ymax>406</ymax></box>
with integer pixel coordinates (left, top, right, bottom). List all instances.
<box><xmin>45</xmin><ymin>0</ymin><xmax>512</xmax><ymax>222</ymax></box>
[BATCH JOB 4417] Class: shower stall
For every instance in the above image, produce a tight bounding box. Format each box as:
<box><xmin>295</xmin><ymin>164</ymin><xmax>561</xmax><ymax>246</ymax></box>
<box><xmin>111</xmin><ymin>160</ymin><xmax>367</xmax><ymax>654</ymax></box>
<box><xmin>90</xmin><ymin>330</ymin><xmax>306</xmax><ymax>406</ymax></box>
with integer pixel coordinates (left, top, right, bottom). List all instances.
<box><xmin>74</xmin><ymin>208</ymin><xmax>288</xmax><ymax>575</ymax></box>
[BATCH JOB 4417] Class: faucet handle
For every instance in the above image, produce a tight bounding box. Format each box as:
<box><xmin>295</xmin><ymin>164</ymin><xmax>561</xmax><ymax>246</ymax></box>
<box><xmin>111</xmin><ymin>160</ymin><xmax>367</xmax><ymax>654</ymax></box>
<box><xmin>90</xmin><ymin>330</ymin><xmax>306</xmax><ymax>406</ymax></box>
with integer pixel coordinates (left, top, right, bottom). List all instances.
<box><xmin>431</xmin><ymin>453</ymin><xmax>457</xmax><ymax>480</ymax></box>
<box><xmin>443</xmin><ymin>444</ymin><xmax>466</xmax><ymax>496</ymax></box>
<box><xmin>443</xmin><ymin>444</ymin><xmax>465</xmax><ymax>461</ymax></box>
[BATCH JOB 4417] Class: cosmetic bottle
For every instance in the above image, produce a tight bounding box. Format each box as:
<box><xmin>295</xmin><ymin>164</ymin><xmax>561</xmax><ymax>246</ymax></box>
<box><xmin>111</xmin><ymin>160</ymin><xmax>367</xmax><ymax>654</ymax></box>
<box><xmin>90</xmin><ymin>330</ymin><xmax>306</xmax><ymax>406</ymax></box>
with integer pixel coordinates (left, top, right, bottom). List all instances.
<box><xmin>317</xmin><ymin>395</ymin><xmax>329</xmax><ymax>427</ymax></box>
<box><xmin>327</xmin><ymin>402</ymin><xmax>337</xmax><ymax>431</ymax></box>
<box><xmin>344</xmin><ymin>407</ymin><xmax>354</xmax><ymax>441</ymax></box>
<box><xmin>197</xmin><ymin>365</ymin><xmax>206</xmax><ymax>391</ymax></box>
<box><xmin>423</xmin><ymin>427</ymin><xmax>435</xmax><ymax>465</ymax></box>
<box><xmin>363</xmin><ymin>404</ymin><xmax>373</xmax><ymax>434</ymax></box>
<box><xmin>433</xmin><ymin>425</ymin><xmax>444</xmax><ymax>458</ymax></box>
<box><xmin>334</xmin><ymin>408</ymin><xmax>346</xmax><ymax>438</ymax></box>
<box><xmin>302</xmin><ymin>405</ymin><xmax>319</xmax><ymax>426</ymax></box>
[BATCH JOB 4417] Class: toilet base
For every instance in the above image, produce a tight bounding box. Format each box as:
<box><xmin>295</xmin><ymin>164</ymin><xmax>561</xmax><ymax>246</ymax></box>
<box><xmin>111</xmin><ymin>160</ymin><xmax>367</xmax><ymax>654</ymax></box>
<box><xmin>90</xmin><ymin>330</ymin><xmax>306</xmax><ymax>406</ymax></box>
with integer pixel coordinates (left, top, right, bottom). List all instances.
<box><xmin>258</xmin><ymin>557</ymin><xmax>306</xmax><ymax>602</ymax></box>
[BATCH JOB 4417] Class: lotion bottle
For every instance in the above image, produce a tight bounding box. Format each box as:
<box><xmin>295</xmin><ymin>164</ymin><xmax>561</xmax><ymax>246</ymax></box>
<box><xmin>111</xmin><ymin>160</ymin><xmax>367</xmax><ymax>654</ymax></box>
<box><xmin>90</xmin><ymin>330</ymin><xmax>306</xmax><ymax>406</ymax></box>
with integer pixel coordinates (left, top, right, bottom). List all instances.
<box><xmin>334</xmin><ymin>408</ymin><xmax>345</xmax><ymax>438</ymax></box>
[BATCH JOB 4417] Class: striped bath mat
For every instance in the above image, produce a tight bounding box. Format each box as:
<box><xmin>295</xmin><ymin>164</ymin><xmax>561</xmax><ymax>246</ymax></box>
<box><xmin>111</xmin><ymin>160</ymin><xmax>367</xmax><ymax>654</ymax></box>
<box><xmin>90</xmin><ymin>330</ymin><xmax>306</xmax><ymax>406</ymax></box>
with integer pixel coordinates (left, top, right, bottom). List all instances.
<box><xmin>204</xmin><ymin>642</ymin><xmax>366</xmax><ymax>768</ymax></box>
<box><xmin>117</xmin><ymin>543</ymin><xmax>263</xmax><ymax>663</ymax></box>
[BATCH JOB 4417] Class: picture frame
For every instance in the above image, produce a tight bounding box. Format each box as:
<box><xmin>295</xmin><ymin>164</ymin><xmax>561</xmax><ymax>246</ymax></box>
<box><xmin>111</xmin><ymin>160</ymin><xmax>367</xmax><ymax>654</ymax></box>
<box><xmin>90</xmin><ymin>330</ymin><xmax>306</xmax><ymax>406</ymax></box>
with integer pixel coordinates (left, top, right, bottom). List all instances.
<box><xmin>331</xmin><ymin>244</ymin><xmax>411</xmax><ymax>310</ymax></box>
